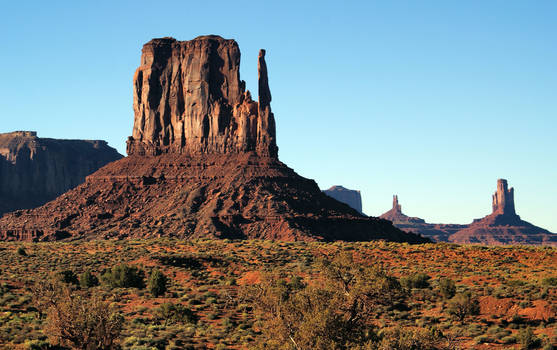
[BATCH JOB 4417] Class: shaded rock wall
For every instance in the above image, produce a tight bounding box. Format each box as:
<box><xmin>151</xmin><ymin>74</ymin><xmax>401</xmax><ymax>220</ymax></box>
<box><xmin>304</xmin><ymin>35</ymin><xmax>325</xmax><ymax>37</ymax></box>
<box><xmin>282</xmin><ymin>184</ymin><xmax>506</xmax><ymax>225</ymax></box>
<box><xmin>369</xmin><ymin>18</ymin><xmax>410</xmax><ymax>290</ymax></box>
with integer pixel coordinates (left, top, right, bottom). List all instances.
<box><xmin>0</xmin><ymin>131</ymin><xmax>122</xmax><ymax>215</ymax></box>
<box><xmin>323</xmin><ymin>185</ymin><xmax>363</xmax><ymax>214</ymax></box>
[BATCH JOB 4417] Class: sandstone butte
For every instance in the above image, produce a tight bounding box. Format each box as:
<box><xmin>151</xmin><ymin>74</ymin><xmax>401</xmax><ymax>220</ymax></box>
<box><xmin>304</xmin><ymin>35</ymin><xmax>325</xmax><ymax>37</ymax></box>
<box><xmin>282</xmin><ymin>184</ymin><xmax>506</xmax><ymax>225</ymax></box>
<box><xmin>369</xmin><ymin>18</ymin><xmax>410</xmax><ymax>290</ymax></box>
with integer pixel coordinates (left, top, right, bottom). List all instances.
<box><xmin>0</xmin><ymin>35</ymin><xmax>428</xmax><ymax>243</ymax></box>
<box><xmin>0</xmin><ymin>131</ymin><xmax>122</xmax><ymax>215</ymax></box>
<box><xmin>380</xmin><ymin>180</ymin><xmax>556</xmax><ymax>246</ymax></box>
<box><xmin>323</xmin><ymin>185</ymin><xmax>363</xmax><ymax>214</ymax></box>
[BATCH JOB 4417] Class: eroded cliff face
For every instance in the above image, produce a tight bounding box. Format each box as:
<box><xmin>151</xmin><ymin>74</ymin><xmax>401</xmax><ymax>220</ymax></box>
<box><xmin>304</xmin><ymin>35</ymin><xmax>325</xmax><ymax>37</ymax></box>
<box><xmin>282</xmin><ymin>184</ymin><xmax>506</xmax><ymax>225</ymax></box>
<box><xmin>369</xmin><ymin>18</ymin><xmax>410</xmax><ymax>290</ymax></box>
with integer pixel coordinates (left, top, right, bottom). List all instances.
<box><xmin>126</xmin><ymin>36</ymin><xmax>277</xmax><ymax>157</ymax></box>
<box><xmin>0</xmin><ymin>131</ymin><xmax>122</xmax><ymax>215</ymax></box>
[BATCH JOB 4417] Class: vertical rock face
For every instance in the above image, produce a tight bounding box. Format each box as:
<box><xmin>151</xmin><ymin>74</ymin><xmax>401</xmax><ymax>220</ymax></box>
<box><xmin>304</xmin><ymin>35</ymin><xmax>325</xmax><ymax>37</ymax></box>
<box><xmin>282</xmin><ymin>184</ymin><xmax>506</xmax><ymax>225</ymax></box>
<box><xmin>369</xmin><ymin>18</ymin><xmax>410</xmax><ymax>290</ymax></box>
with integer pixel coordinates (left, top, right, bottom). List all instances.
<box><xmin>492</xmin><ymin>179</ymin><xmax>516</xmax><ymax>216</ymax></box>
<box><xmin>0</xmin><ymin>131</ymin><xmax>122</xmax><ymax>215</ymax></box>
<box><xmin>323</xmin><ymin>185</ymin><xmax>363</xmax><ymax>214</ymax></box>
<box><xmin>126</xmin><ymin>36</ymin><xmax>278</xmax><ymax>157</ymax></box>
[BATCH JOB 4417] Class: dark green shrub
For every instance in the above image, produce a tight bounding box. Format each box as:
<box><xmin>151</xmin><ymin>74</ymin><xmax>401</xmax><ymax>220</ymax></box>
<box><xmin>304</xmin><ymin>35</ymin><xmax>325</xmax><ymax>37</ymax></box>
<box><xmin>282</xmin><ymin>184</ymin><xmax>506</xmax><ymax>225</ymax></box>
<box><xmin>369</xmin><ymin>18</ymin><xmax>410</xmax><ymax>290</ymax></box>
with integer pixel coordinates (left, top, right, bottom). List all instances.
<box><xmin>155</xmin><ymin>302</ymin><xmax>197</xmax><ymax>325</ymax></box>
<box><xmin>57</xmin><ymin>270</ymin><xmax>79</xmax><ymax>286</ymax></box>
<box><xmin>101</xmin><ymin>264</ymin><xmax>145</xmax><ymax>289</ymax></box>
<box><xmin>541</xmin><ymin>277</ymin><xmax>557</xmax><ymax>287</ymax></box>
<box><xmin>401</xmin><ymin>272</ymin><xmax>431</xmax><ymax>289</ymax></box>
<box><xmin>148</xmin><ymin>268</ymin><xmax>168</xmax><ymax>297</ymax></box>
<box><xmin>517</xmin><ymin>327</ymin><xmax>540</xmax><ymax>349</ymax></box>
<box><xmin>438</xmin><ymin>278</ymin><xmax>456</xmax><ymax>299</ymax></box>
<box><xmin>79</xmin><ymin>270</ymin><xmax>99</xmax><ymax>288</ymax></box>
<box><xmin>17</xmin><ymin>247</ymin><xmax>27</xmax><ymax>256</ymax></box>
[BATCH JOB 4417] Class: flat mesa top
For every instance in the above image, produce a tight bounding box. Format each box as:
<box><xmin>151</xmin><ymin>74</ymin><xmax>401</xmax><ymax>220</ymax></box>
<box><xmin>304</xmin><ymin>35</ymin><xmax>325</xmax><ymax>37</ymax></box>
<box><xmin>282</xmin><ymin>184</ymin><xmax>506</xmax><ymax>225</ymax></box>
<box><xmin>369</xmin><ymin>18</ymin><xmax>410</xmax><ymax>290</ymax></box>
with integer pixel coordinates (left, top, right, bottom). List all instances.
<box><xmin>146</xmin><ymin>35</ymin><xmax>234</xmax><ymax>45</ymax></box>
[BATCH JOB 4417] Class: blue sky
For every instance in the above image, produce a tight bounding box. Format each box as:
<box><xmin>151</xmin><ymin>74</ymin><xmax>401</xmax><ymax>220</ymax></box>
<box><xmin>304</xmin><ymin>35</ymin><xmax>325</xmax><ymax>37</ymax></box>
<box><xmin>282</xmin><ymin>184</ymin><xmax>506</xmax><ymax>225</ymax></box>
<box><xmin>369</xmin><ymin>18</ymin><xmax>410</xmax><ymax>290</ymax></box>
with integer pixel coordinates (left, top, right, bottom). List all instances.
<box><xmin>1</xmin><ymin>1</ymin><xmax>556</xmax><ymax>232</ymax></box>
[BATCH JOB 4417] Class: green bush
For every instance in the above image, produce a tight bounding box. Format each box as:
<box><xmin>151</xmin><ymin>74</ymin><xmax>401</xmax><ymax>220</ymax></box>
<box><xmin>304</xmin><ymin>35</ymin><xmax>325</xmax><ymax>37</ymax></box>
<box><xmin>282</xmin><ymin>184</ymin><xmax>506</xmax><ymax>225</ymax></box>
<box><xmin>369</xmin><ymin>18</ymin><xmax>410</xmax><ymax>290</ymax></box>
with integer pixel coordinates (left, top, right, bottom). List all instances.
<box><xmin>101</xmin><ymin>264</ymin><xmax>145</xmax><ymax>289</ymax></box>
<box><xmin>447</xmin><ymin>291</ymin><xmax>480</xmax><ymax>321</ymax></box>
<box><xmin>401</xmin><ymin>273</ymin><xmax>431</xmax><ymax>289</ymax></box>
<box><xmin>517</xmin><ymin>327</ymin><xmax>540</xmax><ymax>350</ymax></box>
<box><xmin>79</xmin><ymin>270</ymin><xmax>99</xmax><ymax>288</ymax></box>
<box><xmin>155</xmin><ymin>302</ymin><xmax>197</xmax><ymax>325</ymax></box>
<box><xmin>17</xmin><ymin>247</ymin><xmax>27</xmax><ymax>256</ymax></box>
<box><xmin>57</xmin><ymin>270</ymin><xmax>79</xmax><ymax>286</ymax></box>
<box><xmin>438</xmin><ymin>278</ymin><xmax>456</xmax><ymax>299</ymax></box>
<box><xmin>148</xmin><ymin>268</ymin><xmax>168</xmax><ymax>297</ymax></box>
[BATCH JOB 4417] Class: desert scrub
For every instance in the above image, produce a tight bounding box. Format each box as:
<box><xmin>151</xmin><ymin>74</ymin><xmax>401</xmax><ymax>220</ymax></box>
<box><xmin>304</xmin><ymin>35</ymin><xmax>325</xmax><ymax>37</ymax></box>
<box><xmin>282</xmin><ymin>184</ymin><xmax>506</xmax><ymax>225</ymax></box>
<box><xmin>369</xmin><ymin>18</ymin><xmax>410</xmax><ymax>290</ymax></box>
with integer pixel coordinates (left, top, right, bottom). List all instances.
<box><xmin>101</xmin><ymin>264</ymin><xmax>145</xmax><ymax>289</ymax></box>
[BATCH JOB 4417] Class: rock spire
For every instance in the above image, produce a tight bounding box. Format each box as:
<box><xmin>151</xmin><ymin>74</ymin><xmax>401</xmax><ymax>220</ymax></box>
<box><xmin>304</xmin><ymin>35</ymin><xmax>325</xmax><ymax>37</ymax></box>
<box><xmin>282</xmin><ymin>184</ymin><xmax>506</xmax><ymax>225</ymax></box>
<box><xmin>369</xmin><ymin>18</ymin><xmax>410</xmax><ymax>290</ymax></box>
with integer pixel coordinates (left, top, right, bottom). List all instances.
<box><xmin>126</xmin><ymin>36</ymin><xmax>278</xmax><ymax>157</ymax></box>
<box><xmin>492</xmin><ymin>179</ymin><xmax>516</xmax><ymax>216</ymax></box>
<box><xmin>392</xmin><ymin>195</ymin><xmax>402</xmax><ymax>213</ymax></box>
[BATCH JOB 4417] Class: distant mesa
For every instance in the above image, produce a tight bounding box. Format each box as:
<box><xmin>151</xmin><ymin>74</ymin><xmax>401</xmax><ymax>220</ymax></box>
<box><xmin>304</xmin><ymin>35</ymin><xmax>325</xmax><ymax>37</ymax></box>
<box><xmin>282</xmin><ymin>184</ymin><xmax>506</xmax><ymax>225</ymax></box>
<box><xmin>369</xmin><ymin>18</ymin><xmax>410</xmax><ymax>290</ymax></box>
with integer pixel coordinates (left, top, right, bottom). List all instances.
<box><xmin>448</xmin><ymin>179</ymin><xmax>556</xmax><ymax>246</ymax></box>
<box><xmin>0</xmin><ymin>35</ymin><xmax>428</xmax><ymax>244</ymax></box>
<box><xmin>379</xmin><ymin>195</ymin><xmax>464</xmax><ymax>242</ymax></box>
<box><xmin>380</xmin><ymin>180</ymin><xmax>556</xmax><ymax>246</ymax></box>
<box><xmin>0</xmin><ymin>131</ymin><xmax>122</xmax><ymax>216</ymax></box>
<box><xmin>323</xmin><ymin>186</ymin><xmax>363</xmax><ymax>214</ymax></box>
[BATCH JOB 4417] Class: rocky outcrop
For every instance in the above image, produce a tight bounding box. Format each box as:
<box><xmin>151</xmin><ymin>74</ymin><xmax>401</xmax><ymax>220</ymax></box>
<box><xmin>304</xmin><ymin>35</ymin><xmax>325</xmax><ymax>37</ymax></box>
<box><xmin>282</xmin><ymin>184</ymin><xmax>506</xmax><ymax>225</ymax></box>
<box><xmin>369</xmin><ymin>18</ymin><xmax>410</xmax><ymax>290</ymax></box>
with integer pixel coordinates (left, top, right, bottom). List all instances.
<box><xmin>126</xmin><ymin>36</ymin><xmax>277</xmax><ymax>158</ymax></box>
<box><xmin>0</xmin><ymin>36</ymin><xmax>428</xmax><ymax>244</ymax></box>
<box><xmin>0</xmin><ymin>131</ymin><xmax>122</xmax><ymax>215</ymax></box>
<box><xmin>379</xmin><ymin>195</ymin><xmax>464</xmax><ymax>242</ymax></box>
<box><xmin>449</xmin><ymin>179</ymin><xmax>556</xmax><ymax>246</ymax></box>
<box><xmin>323</xmin><ymin>186</ymin><xmax>363</xmax><ymax>214</ymax></box>
<box><xmin>379</xmin><ymin>195</ymin><xmax>425</xmax><ymax>224</ymax></box>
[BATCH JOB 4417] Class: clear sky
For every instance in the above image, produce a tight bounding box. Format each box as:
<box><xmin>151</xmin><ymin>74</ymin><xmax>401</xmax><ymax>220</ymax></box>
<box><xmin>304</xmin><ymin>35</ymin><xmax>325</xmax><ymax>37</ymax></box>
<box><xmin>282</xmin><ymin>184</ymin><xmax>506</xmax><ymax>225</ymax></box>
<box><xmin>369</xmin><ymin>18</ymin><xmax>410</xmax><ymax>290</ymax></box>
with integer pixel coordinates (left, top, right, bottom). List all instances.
<box><xmin>1</xmin><ymin>1</ymin><xmax>556</xmax><ymax>232</ymax></box>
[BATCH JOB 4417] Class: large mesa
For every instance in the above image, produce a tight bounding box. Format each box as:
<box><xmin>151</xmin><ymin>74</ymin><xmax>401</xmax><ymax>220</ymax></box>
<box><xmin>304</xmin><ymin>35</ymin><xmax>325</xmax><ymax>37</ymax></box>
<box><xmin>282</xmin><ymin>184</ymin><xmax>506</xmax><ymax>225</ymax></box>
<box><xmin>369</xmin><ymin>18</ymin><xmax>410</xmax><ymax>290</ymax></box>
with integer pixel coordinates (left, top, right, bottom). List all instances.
<box><xmin>0</xmin><ymin>35</ymin><xmax>428</xmax><ymax>244</ymax></box>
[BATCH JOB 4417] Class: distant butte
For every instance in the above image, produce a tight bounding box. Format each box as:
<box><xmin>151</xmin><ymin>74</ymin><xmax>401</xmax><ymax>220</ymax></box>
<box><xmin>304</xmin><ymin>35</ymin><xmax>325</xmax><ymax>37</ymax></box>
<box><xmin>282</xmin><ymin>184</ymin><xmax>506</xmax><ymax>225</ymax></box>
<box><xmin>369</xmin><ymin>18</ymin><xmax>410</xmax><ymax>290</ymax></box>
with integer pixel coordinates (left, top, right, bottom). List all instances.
<box><xmin>379</xmin><ymin>195</ymin><xmax>465</xmax><ymax>242</ymax></box>
<box><xmin>323</xmin><ymin>186</ymin><xmax>363</xmax><ymax>214</ymax></box>
<box><xmin>0</xmin><ymin>35</ymin><xmax>428</xmax><ymax>244</ymax></box>
<box><xmin>448</xmin><ymin>179</ymin><xmax>556</xmax><ymax>246</ymax></box>
<box><xmin>380</xmin><ymin>181</ymin><xmax>556</xmax><ymax>246</ymax></box>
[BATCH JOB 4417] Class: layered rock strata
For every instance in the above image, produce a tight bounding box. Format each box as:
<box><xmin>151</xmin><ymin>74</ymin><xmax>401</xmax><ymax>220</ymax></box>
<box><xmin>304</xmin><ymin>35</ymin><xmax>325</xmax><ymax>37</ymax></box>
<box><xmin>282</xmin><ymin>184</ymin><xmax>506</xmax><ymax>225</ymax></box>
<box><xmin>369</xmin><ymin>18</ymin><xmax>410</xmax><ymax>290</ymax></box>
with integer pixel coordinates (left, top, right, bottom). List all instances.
<box><xmin>0</xmin><ymin>131</ymin><xmax>122</xmax><ymax>215</ymax></box>
<box><xmin>323</xmin><ymin>185</ymin><xmax>363</xmax><ymax>214</ymax></box>
<box><xmin>0</xmin><ymin>36</ymin><xmax>428</xmax><ymax>244</ymax></box>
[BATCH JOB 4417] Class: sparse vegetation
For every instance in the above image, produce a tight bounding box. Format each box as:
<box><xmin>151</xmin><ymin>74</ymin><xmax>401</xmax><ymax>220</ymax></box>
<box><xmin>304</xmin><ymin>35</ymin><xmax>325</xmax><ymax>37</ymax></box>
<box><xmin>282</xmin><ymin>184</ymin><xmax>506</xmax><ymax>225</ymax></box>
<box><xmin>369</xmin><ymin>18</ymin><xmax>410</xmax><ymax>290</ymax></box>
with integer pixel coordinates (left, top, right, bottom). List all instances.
<box><xmin>0</xmin><ymin>239</ymin><xmax>553</xmax><ymax>348</ymax></box>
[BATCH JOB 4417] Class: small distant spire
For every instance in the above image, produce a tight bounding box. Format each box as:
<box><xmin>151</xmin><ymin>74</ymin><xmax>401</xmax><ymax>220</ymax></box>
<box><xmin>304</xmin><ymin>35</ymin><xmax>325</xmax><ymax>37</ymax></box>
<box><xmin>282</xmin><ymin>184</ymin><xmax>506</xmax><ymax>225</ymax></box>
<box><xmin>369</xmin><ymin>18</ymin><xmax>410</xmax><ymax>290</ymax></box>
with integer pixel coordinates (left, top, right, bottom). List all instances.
<box><xmin>393</xmin><ymin>195</ymin><xmax>402</xmax><ymax>213</ymax></box>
